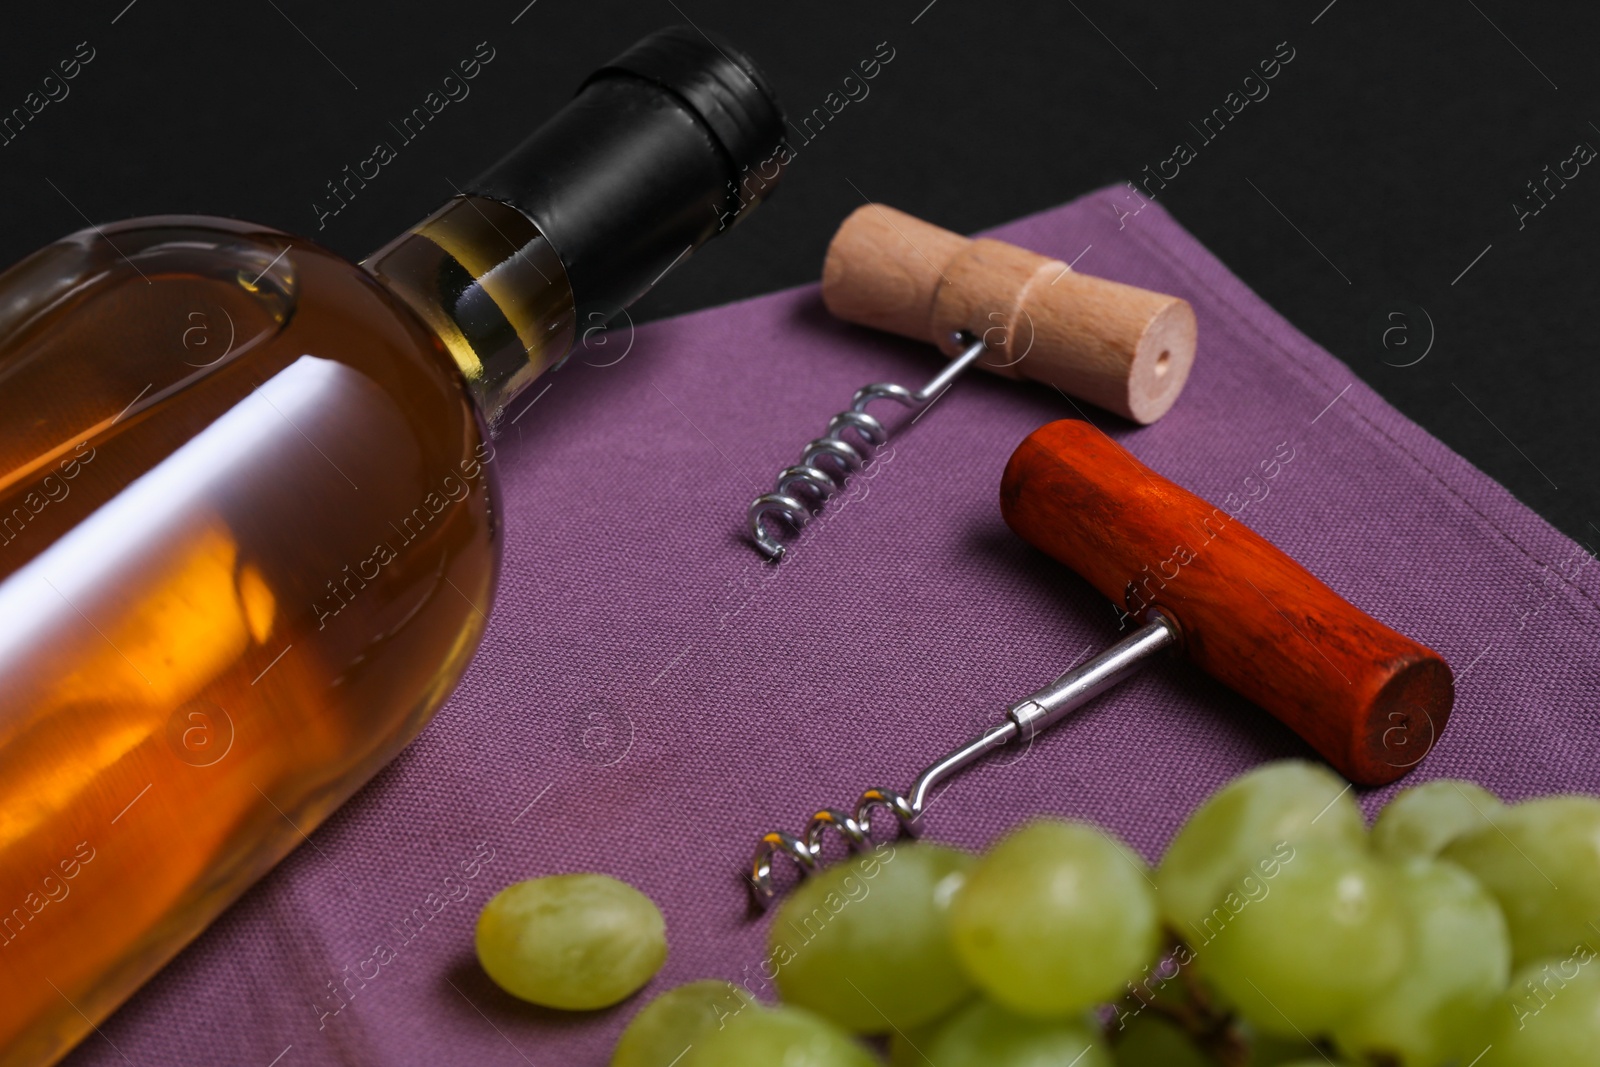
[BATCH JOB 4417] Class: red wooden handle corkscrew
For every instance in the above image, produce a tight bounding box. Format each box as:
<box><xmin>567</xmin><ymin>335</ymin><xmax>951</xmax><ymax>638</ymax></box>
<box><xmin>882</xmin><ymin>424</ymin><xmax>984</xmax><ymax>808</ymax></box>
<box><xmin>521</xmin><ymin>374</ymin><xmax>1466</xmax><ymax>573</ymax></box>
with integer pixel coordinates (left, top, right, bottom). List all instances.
<box><xmin>1000</xmin><ymin>419</ymin><xmax>1454</xmax><ymax>786</ymax></box>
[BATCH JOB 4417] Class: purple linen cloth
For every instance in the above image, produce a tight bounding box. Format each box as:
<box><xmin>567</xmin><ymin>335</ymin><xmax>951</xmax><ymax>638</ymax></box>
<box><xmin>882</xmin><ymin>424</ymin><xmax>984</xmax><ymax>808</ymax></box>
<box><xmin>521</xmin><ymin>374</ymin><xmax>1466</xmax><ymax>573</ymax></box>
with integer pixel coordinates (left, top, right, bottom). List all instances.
<box><xmin>66</xmin><ymin>187</ymin><xmax>1600</xmax><ymax>1066</ymax></box>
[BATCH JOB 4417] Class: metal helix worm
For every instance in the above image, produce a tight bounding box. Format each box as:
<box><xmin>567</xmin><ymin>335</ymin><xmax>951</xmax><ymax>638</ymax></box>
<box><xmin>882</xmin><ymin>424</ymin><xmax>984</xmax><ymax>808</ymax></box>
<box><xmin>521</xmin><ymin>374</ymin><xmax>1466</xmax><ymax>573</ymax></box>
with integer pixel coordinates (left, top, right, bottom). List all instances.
<box><xmin>747</xmin><ymin>614</ymin><xmax>1178</xmax><ymax>904</ymax></box>
<box><xmin>748</xmin><ymin>787</ymin><xmax>920</xmax><ymax>904</ymax></box>
<box><xmin>746</xmin><ymin>335</ymin><xmax>988</xmax><ymax>560</ymax></box>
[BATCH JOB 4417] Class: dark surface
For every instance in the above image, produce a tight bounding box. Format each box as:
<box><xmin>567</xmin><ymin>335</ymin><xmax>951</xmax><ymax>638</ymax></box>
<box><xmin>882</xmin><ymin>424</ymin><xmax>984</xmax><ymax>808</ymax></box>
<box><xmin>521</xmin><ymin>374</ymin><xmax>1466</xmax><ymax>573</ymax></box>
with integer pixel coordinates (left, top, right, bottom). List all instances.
<box><xmin>2</xmin><ymin>0</ymin><xmax>1595</xmax><ymax>547</ymax></box>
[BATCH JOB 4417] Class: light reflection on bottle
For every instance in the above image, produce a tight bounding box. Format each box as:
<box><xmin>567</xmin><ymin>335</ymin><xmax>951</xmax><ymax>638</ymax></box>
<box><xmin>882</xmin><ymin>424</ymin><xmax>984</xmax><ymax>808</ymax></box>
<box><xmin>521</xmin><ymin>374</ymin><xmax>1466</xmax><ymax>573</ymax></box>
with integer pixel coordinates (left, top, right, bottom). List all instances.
<box><xmin>0</xmin><ymin>356</ymin><xmax>352</xmax><ymax>847</ymax></box>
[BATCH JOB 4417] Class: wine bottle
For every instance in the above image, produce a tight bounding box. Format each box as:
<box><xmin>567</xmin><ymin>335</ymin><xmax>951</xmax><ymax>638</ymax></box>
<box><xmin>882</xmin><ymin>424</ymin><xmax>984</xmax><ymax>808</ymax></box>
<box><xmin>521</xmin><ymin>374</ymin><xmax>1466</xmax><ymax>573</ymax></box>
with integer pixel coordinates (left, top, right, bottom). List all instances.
<box><xmin>0</xmin><ymin>27</ymin><xmax>786</xmax><ymax>1066</ymax></box>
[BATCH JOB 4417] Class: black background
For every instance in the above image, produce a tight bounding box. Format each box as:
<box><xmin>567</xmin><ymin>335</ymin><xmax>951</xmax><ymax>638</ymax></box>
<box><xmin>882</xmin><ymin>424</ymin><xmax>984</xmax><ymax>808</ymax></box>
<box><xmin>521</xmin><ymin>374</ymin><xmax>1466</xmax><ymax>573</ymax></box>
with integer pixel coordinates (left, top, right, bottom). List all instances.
<box><xmin>2</xmin><ymin>0</ymin><xmax>1595</xmax><ymax>547</ymax></box>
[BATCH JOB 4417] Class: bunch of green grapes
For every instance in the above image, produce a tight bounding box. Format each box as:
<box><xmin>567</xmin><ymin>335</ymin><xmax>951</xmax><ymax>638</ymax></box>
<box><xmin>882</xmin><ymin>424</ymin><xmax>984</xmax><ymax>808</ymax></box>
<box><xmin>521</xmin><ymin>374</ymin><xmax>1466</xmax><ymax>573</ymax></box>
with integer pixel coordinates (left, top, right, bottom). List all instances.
<box><xmin>473</xmin><ymin>763</ymin><xmax>1600</xmax><ymax>1066</ymax></box>
<box><xmin>608</xmin><ymin>833</ymin><xmax>1126</xmax><ymax>1067</ymax></box>
<box><xmin>1125</xmin><ymin>765</ymin><xmax>1600</xmax><ymax>1066</ymax></box>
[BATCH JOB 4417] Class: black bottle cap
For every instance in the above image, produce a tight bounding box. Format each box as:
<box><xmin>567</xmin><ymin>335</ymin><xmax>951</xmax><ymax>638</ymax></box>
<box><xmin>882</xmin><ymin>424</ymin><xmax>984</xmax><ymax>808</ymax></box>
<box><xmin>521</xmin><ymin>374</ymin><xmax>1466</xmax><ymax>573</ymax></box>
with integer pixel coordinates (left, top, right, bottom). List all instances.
<box><xmin>467</xmin><ymin>26</ymin><xmax>788</xmax><ymax>325</ymax></box>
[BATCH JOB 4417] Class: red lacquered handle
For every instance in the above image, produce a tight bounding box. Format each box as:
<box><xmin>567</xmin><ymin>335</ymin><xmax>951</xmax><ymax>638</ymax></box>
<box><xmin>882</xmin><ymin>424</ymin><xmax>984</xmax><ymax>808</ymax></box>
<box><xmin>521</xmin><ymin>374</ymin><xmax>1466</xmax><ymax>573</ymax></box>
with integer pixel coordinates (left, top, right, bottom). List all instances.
<box><xmin>1000</xmin><ymin>419</ymin><xmax>1453</xmax><ymax>786</ymax></box>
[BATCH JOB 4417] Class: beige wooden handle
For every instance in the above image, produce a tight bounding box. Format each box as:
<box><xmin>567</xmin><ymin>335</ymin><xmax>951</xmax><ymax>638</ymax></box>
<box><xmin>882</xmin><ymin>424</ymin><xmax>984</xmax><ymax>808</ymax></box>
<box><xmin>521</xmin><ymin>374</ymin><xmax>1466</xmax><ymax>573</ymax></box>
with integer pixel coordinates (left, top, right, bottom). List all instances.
<box><xmin>820</xmin><ymin>204</ymin><xmax>1197</xmax><ymax>424</ymax></box>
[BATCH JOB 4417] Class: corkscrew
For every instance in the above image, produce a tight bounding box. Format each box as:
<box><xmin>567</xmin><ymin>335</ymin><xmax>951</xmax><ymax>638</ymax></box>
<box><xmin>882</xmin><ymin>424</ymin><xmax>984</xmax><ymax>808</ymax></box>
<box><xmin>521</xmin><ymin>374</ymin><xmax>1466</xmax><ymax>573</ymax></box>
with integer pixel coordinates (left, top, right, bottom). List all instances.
<box><xmin>746</xmin><ymin>203</ymin><xmax>1199</xmax><ymax>559</ymax></box>
<box><xmin>748</xmin><ymin>418</ymin><xmax>1456</xmax><ymax>904</ymax></box>
<box><xmin>750</xmin><ymin>612</ymin><xmax>1179</xmax><ymax>903</ymax></box>
<box><xmin>747</xmin><ymin>334</ymin><xmax>987</xmax><ymax>559</ymax></box>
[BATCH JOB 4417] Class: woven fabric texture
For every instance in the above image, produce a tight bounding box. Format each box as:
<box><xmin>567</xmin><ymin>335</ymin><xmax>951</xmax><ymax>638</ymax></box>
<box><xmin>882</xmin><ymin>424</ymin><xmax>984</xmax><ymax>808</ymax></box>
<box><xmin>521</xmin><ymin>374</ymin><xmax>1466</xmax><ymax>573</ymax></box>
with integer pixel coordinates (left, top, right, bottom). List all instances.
<box><xmin>66</xmin><ymin>187</ymin><xmax>1600</xmax><ymax>1066</ymax></box>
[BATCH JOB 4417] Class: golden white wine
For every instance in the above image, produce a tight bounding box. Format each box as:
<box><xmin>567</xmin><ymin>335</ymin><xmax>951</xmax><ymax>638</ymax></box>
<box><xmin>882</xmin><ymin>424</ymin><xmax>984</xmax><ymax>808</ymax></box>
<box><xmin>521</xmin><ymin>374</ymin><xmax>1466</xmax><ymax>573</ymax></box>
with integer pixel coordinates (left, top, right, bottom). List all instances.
<box><xmin>0</xmin><ymin>28</ymin><xmax>786</xmax><ymax>1065</ymax></box>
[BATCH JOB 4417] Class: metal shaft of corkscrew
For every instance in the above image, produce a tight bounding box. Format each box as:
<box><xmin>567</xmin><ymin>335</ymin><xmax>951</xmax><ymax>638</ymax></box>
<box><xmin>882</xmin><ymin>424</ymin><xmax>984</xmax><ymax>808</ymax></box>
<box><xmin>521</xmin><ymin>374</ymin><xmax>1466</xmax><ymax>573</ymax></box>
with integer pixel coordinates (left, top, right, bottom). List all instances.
<box><xmin>748</xmin><ymin>613</ymin><xmax>1178</xmax><ymax>903</ymax></box>
<box><xmin>747</xmin><ymin>335</ymin><xmax>990</xmax><ymax>560</ymax></box>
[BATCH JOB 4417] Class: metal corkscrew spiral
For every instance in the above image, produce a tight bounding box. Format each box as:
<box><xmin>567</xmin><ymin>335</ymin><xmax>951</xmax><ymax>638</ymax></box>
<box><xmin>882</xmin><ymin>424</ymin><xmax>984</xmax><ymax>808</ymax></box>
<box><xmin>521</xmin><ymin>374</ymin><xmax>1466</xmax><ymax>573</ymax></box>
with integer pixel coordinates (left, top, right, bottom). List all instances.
<box><xmin>746</xmin><ymin>335</ymin><xmax>988</xmax><ymax>560</ymax></box>
<box><xmin>747</xmin><ymin>614</ymin><xmax>1179</xmax><ymax>904</ymax></box>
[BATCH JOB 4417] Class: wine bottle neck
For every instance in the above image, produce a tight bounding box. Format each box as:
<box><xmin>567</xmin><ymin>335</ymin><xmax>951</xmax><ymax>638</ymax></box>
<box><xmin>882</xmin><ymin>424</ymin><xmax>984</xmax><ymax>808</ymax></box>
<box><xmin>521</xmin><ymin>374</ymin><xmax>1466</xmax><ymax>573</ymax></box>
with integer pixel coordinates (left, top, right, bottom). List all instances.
<box><xmin>362</xmin><ymin>195</ymin><xmax>575</xmax><ymax>433</ymax></box>
<box><xmin>362</xmin><ymin>27</ymin><xmax>788</xmax><ymax>435</ymax></box>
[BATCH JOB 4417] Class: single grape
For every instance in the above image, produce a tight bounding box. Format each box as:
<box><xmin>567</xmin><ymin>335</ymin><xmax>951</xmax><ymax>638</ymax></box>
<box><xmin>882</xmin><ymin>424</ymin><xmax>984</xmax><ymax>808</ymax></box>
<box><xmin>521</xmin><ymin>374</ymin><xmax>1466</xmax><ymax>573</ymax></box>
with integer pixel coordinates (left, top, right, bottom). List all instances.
<box><xmin>683</xmin><ymin>1003</ymin><xmax>879</xmax><ymax>1067</ymax></box>
<box><xmin>475</xmin><ymin>873</ymin><xmax>666</xmax><ymax>1009</ymax></box>
<box><xmin>770</xmin><ymin>842</ymin><xmax>972</xmax><ymax>1033</ymax></box>
<box><xmin>950</xmin><ymin>820</ymin><xmax>1160</xmax><ymax>1018</ymax></box>
<box><xmin>1441</xmin><ymin>794</ymin><xmax>1600</xmax><ymax>968</ymax></box>
<box><xmin>1331</xmin><ymin>856</ymin><xmax>1510</xmax><ymax>1064</ymax></box>
<box><xmin>1198</xmin><ymin>838</ymin><xmax>1408</xmax><ymax>1037</ymax></box>
<box><xmin>612</xmin><ymin>980</ymin><xmax>755</xmax><ymax>1067</ymax></box>
<box><xmin>1157</xmin><ymin>761</ymin><xmax>1366</xmax><ymax>940</ymax></box>
<box><xmin>1481</xmin><ymin>954</ymin><xmax>1600</xmax><ymax>1065</ymax></box>
<box><xmin>892</xmin><ymin>998</ymin><xmax>1112</xmax><ymax>1067</ymax></box>
<box><xmin>1110</xmin><ymin>1010</ymin><xmax>1209</xmax><ymax>1066</ymax></box>
<box><xmin>1371</xmin><ymin>779</ymin><xmax>1503</xmax><ymax>861</ymax></box>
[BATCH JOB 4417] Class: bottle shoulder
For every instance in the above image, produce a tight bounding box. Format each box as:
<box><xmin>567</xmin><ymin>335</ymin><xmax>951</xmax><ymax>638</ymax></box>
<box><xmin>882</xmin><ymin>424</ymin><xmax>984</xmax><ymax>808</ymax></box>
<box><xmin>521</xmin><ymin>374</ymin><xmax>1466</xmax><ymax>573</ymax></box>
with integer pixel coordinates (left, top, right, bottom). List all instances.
<box><xmin>0</xmin><ymin>216</ymin><xmax>480</xmax><ymax>478</ymax></box>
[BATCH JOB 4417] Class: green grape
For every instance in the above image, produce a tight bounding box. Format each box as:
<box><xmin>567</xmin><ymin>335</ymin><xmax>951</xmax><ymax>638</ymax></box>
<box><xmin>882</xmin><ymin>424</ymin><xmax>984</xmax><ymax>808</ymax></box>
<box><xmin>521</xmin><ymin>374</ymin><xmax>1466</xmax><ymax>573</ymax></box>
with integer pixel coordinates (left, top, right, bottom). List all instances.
<box><xmin>1441</xmin><ymin>794</ymin><xmax>1600</xmax><ymax>968</ymax></box>
<box><xmin>475</xmin><ymin>873</ymin><xmax>666</xmax><ymax>1009</ymax></box>
<box><xmin>1157</xmin><ymin>761</ymin><xmax>1366</xmax><ymax>939</ymax></box>
<box><xmin>950</xmin><ymin>820</ymin><xmax>1160</xmax><ymax>1018</ymax></box>
<box><xmin>1331</xmin><ymin>856</ymin><xmax>1509</xmax><ymax>1064</ymax></box>
<box><xmin>612</xmin><ymin>980</ymin><xmax>755</xmax><ymax>1067</ymax></box>
<box><xmin>1481</xmin><ymin>955</ymin><xmax>1600</xmax><ymax>1065</ymax></box>
<box><xmin>892</xmin><ymin>998</ymin><xmax>1112</xmax><ymax>1067</ymax></box>
<box><xmin>1198</xmin><ymin>838</ymin><xmax>1408</xmax><ymax>1037</ymax></box>
<box><xmin>1371</xmin><ymin>779</ymin><xmax>1503</xmax><ymax>860</ymax></box>
<box><xmin>770</xmin><ymin>842</ymin><xmax>972</xmax><ymax>1033</ymax></box>
<box><xmin>683</xmin><ymin>1003</ymin><xmax>879</xmax><ymax>1067</ymax></box>
<box><xmin>1111</xmin><ymin>1011</ymin><xmax>1209</xmax><ymax>1066</ymax></box>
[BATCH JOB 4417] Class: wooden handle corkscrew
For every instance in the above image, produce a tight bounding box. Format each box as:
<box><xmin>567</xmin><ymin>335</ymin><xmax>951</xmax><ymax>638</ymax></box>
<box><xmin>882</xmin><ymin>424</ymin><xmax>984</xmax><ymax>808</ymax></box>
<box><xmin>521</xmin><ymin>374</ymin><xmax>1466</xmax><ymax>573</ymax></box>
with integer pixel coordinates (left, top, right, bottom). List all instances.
<box><xmin>1001</xmin><ymin>419</ymin><xmax>1454</xmax><ymax>786</ymax></box>
<box><xmin>821</xmin><ymin>204</ymin><xmax>1197</xmax><ymax>424</ymax></box>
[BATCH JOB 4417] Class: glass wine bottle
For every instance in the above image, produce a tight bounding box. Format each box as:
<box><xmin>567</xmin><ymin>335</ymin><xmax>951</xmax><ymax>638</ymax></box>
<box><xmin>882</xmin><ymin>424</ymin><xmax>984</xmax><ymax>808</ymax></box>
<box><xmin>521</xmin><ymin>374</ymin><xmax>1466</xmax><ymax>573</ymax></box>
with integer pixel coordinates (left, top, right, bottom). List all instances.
<box><xmin>0</xmin><ymin>27</ymin><xmax>787</xmax><ymax>1066</ymax></box>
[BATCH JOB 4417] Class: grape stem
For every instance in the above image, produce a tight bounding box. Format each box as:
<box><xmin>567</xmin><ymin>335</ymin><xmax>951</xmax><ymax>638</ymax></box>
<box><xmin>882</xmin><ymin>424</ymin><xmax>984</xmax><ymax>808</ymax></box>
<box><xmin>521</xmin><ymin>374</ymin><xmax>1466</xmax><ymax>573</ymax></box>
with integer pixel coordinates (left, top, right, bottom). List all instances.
<box><xmin>1111</xmin><ymin>933</ymin><xmax>1250</xmax><ymax>1066</ymax></box>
